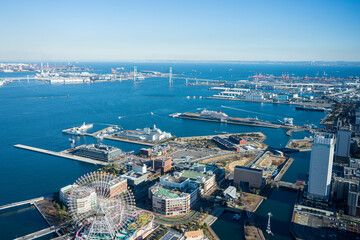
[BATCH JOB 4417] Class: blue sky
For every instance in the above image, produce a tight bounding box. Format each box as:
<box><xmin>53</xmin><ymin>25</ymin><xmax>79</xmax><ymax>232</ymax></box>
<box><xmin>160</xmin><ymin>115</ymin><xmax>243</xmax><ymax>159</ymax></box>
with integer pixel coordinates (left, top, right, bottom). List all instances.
<box><xmin>0</xmin><ymin>0</ymin><xmax>359</xmax><ymax>61</ymax></box>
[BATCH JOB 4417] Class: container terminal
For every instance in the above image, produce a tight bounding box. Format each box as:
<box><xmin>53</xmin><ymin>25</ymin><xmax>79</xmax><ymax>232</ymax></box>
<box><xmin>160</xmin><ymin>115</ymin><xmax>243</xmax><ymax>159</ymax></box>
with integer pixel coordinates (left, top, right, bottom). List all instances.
<box><xmin>170</xmin><ymin>109</ymin><xmax>298</xmax><ymax>130</ymax></box>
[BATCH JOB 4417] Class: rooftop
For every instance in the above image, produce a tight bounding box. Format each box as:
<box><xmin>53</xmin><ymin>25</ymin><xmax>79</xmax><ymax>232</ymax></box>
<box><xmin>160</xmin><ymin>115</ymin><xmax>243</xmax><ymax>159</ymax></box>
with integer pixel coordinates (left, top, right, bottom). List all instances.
<box><xmin>160</xmin><ymin>230</ymin><xmax>184</xmax><ymax>240</ymax></box>
<box><xmin>235</xmin><ymin>166</ymin><xmax>263</xmax><ymax>173</ymax></box>
<box><xmin>185</xmin><ymin>230</ymin><xmax>203</xmax><ymax>238</ymax></box>
<box><xmin>181</xmin><ymin>170</ymin><xmax>212</xmax><ymax>181</ymax></box>
<box><xmin>161</xmin><ymin>175</ymin><xmax>188</xmax><ymax>184</ymax></box>
<box><xmin>153</xmin><ymin>185</ymin><xmax>186</xmax><ymax>199</ymax></box>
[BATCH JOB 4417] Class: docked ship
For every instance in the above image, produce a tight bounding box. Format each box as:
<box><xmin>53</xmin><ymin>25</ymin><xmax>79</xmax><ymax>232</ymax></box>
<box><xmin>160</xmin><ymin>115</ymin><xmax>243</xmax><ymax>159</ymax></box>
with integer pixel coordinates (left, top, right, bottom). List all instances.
<box><xmin>200</xmin><ymin>109</ymin><xmax>228</xmax><ymax>120</ymax></box>
<box><xmin>278</xmin><ymin>118</ymin><xmax>294</xmax><ymax>126</ymax></box>
<box><xmin>62</xmin><ymin>122</ymin><xmax>93</xmax><ymax>136</ymax></box>
<box><xmin>78</xmin><ymin>122</ymin><xmax>94</xmax><ymax>131</ymax></box>
<box><xmin>295</xmin><ymin>106</ymin><xmax>325</xmax><ymax>112</ymax></box>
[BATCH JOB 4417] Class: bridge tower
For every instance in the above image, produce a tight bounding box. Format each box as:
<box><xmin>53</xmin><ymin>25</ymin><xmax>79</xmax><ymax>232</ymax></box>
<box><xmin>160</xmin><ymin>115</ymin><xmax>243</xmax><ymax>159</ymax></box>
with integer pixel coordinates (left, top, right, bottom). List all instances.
<box><xmin>133</xmin><ymin>66</ymin><xmax>137</xmax><ymax>82</ymax></box>
<box><xmin>266</xmin><ymin>212</ymin><xmax>273</xmax><ymax>235</ymax></box>
<box><xmin>169</xmin><ymin>67</ymin><xmax>173</xmax><ymax>84</ymax></box>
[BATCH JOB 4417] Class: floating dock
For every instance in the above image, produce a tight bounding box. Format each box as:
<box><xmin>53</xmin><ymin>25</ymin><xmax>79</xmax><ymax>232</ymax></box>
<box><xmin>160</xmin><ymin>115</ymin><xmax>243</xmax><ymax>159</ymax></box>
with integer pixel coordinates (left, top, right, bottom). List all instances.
<box><xmin>14</xmin><ymin>144</ymin><xmax>108</xmax><ymax>166</ymax></box>
<box><xmin>171</xmin><ymin>112</ymin><xmax>297</xmax><ymax>130</ymax></box>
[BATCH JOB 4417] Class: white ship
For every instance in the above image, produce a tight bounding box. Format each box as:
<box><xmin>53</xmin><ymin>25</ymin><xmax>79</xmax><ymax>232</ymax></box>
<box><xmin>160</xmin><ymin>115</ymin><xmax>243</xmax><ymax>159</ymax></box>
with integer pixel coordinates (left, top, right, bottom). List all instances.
<box><xmin>277</xmin><ymin>118</ymin><xmax>294</xmax><ymax>126</ymax></box>
<box><xmin>200</xmin><ymin>109</ymin><xmax>228</xmax><ymax>120</ymax></box>
<box><xmin>63</xmin><ymin>129</ymin><xmax>85</xmax><ymax>136</ymax></box>
<box><xmin>78</xmin><ymin>122</ymin><xmax>93</xmax><ymax>131</ymax></box>
<box><xmin>62</xmin><ymin>122</ymin><xmax>93</xmax><ymax>136</ymax></box>
<box><xmin>283</xmin><ymin>118</ymin><xmax>293</xmax><ymax>126</ymax></box>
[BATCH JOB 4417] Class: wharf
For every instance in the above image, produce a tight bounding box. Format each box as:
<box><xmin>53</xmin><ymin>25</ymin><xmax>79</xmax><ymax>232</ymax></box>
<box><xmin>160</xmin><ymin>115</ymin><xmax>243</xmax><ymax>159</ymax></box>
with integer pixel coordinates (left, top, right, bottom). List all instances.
<box><xmin>274</xmin><ymin>157</ymin><xmax>294</xmax><ymax>181</ymax></box>
<box><xmin>172</xmin><ymin>113</ymin><xmax>297</xmax><ymax>130</ymax></box>
<box><xmin>178</xmin><ymin>132</ymin><xmax>266</xmax><ymax>141</ymax></box>
<box><xmin>14</xmin><ymin>144</ymin><xmax>108</xmax><ymax>166</ymax></box>
<box><xmin>286</xmin><ymin>127</ymin><xmax>313</xmax><ymax>136</ymax></box>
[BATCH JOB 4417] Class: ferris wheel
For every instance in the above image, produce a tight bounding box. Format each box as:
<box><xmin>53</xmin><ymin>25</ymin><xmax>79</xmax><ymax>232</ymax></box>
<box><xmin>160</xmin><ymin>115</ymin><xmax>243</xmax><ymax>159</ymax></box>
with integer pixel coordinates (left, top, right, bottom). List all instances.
<box><xmin>68</xmin><ymin>171</ymin><xmax>136</xmax><ymax>239</ymax></box>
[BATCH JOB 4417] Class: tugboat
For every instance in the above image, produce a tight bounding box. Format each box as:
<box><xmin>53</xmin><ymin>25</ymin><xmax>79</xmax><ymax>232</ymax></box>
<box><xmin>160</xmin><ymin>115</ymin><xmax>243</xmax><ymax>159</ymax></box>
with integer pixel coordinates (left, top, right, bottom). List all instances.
<box><xmin>233</xmin><ymin>213</ymin><xmax>241</xmax><ymax>221</ymax></box>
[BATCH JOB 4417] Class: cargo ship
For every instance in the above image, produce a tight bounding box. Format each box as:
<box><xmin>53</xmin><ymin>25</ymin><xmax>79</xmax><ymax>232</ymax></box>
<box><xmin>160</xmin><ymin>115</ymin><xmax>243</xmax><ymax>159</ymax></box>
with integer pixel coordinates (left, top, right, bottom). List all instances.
<box><xmin>170</xmin><ymin>110</ymin><xmax>296</xmax><ymax>129</ymax></box>
<box><xmin>295</xmin><ymin>106</ymin><xmax>325</xmax><ymax>112</ymax></box>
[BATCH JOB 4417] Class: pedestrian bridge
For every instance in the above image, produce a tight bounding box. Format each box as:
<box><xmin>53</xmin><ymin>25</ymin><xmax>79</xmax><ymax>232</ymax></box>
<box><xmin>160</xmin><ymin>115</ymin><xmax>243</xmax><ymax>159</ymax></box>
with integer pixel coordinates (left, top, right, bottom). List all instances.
<box><xmin>0</xmin><ymin>197</ymin><xmax>44</xmax><ymax>211</ymax></box>
<box><xmin>14</xmin><ymin>226</ymin><xmax>56</xmax><ymax>240</ymax></box>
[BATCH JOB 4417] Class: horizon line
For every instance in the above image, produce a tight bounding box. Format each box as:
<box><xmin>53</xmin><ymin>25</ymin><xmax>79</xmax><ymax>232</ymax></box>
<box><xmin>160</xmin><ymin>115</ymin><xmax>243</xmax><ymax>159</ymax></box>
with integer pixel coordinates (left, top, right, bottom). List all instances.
<box><xmin>1</xmin><ymin>59</ymin><xmax>360</xmax><ymax>63</ymax></box>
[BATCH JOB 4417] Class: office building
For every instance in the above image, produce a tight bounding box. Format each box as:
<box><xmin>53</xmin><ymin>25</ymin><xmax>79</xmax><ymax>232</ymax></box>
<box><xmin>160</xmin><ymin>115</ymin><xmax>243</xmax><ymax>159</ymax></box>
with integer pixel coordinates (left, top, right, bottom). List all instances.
<box><xmin>233</xmin><ymin>166</ymin><xmax>263</xmax><ymax>189</ymax></box>
<box><xmin>153</xmin><ymin>157</ymin><xmax>172</xmax><ymax>173</ymax></box>
<box><xmin>307</xmin><ymin>133</ymin><xmax>335</xmax><ymax>199</ymax></box>
<box><xmin>348</xmin><ymin>183</ymin><xmax>360</xmax><ymax>216</ymax></box>
<box><xmin>180</xmin><ymin>170</ymin><xmax>216</xmax><ymax>194</ymax></box>
<box><xmin>126</xmin><ymin>162</ymin><xmax>147</xmax><ymax>174</ymax></box>
<box><xmin>72</xmin><ymin>144</ymin><xmax>122</xmax><ymax>162</ymax></box>
<box><xmin>149</xmin><ymin>184</ymin><xmax>191</xmax><ymax>216</ymax></box>
<box><xmin>121</xmin><ymin>171</ymin><xmax>148</xmax><ymax>187</ymax></box>
<box><xmin>335</xmin><ymin>127</ymin><xmax>351</xmax><ymax>158</ymax></box>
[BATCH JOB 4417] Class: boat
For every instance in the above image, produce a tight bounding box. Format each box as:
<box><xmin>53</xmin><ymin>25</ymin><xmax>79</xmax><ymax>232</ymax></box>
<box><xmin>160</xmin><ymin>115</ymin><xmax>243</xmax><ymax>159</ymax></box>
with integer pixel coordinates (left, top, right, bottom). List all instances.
<box><xmin>295</xmin><ymin>106</ymin><xmax>325</xmax><ymax>112</ymax></box>
<box><xmin>186</xmin><ymin>96</ymin><xmax>191</xmax><ymax>99</ymax></box>
<box><xmin>283</xmin><ymin>118</ymin><xmax>293</xmax><ymax>126</ymax></box>
<box><xmin>215</xmin><ymin>131</ymin><xmax>228</xmax><ymax>134</ymax></box>
<box><xmin>62</xmin><ymin>129</ymin><xmax>85</xmax><ymax>136</ymax></box>
<box><xmin>233</xmin><ymin>214</ymin><xmax>241</xmax><ymax>220</ymax></box>
<box><xmin>200</xmin><ymin>109</ymin><xmax>228</xmax><ymax>120</ymax></box>
<box><xmin>78</xmin><ymin>122</ymin><xmax>93</xmax><ymax>131</ymax></box>
<box><xmin>62</xmin><ymin>122</ymin><xmax>93</xmax><ymax>136</ymax></box>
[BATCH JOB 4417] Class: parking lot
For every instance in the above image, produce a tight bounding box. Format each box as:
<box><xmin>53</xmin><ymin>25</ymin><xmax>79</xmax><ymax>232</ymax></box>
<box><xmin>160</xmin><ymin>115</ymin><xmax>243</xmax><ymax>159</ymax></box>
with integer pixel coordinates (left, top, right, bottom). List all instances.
<box><xmin>294</xmin><ymin>211</ymin><xmax>360</xmax><ymax>239</ymax></box>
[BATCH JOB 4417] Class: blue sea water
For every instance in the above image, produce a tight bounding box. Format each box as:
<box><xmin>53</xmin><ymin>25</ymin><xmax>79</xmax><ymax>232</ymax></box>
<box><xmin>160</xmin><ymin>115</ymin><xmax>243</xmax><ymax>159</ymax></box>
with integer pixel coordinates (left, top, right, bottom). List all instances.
<box><xmin>0</xmin><ymin>62</ymin><xmax>359</xmax><ymax>239</ymax></box>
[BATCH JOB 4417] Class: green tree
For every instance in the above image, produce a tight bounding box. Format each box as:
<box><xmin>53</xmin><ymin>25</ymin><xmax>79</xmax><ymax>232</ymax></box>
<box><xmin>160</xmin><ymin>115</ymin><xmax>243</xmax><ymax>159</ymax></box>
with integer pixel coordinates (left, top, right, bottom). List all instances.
<box><xmin>55</xmin><ymin>203</ymin><xmax>61</xmax><ymax>211</ymax></box>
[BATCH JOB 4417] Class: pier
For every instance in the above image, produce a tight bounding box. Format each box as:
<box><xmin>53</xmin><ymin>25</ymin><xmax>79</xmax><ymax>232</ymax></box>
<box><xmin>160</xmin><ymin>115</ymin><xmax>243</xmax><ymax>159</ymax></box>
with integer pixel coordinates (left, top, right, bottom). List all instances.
<box><xmin>14</xmin><ymin>144</ymin><xmax>108</xmax><ymax>166</ymax></box>
<box><xmin>171</xmin><ymin>112</ymin><xmax>298</xmax><ymax>130</ymax></box>
<box><xmin>0</xmin><ymin>197</ymin><xmax>44</xmax><ymax>211</ymax></box>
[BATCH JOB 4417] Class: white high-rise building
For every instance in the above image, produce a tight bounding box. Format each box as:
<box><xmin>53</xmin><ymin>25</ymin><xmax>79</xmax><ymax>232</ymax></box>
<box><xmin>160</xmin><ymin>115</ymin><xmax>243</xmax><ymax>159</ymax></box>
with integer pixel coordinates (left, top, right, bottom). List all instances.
<box><xmin>335</xmin><ymin>127</ymin><xmax>352</xmax><ymax>158</ymax></box>
<box><xmin>308</xmin><ymin>133</ymin><xmax>335</xmax><ymax>199</ymax></box>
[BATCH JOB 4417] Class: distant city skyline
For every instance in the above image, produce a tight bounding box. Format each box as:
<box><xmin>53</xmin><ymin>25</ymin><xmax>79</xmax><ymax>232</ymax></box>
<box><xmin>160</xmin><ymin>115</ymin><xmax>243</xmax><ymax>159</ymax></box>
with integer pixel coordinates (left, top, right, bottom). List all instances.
<box><xmin>1</xmin><ymin>0</ymin><xmax>359</xmax><ymax>61</ymax></box>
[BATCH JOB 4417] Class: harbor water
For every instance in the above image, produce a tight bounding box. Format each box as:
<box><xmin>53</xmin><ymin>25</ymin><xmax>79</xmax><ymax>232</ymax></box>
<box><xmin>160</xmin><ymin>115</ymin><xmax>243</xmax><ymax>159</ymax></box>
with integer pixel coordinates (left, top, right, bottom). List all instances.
<box><xmin>0</xmin><ymin>62</ymin><xmax>359</xmax><ymax>239</ymax></box>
